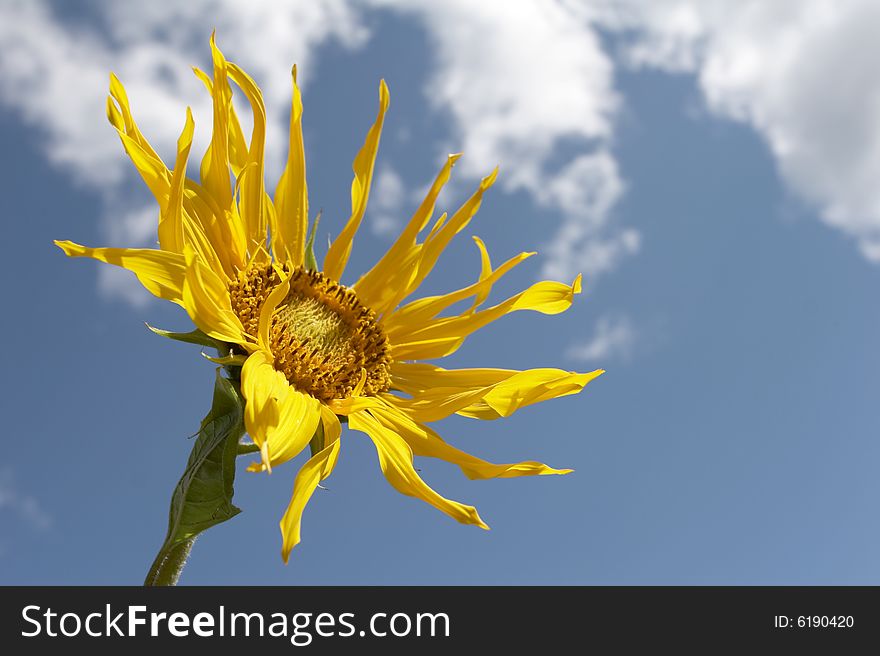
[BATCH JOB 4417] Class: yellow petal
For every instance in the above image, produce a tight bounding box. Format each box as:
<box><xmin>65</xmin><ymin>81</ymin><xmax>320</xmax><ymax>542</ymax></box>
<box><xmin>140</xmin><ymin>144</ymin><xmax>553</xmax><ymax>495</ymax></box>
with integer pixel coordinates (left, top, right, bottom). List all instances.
<box><xmin>227</xmin><ymin>61</ymin><xmax>269</xmax><ymax>254</ymax></box>
<box><xmin>403</xmin><ymin>168</ymin><xmax>497</xmax><ymax>299</ymax></box>
<box><xmin>383</xmin><ymin>242</ymin><xmax>534</xmax><ymax>335</ymax></box>
<box><xmin>273</xmin><ymin>65</ymin><xmax>309</xmax><ymax>267</ymax></box>
<box><xmin>279</xmin><ymin>436</ymin><xmax>340</xmax><ymax>563</ymax></box>
<box><xmin>108</xmin><ymin>73</ymin><xmax>165</xmax><ymax>165</ymax></box>
<box><xmin>383</xmin><ymin>386</ymin><xmax>491</xmax><ymax>424</ymax></box>
<box><xmin>327</xmin><ymin>394</ymin><xmax>384</xmax><ymax>417</ymax></box>
<box><xmin>257</xmin><ymin>272</ymin><xmax>291</xmax><ymax>351</ymax></box>
<box><xmin>54</xmin><ymin>241</ymin><xmax>185</xmax><ymax>305</ymax></box>
<box><xmin>242</xmin><ymin>351</ymin><xmax>288</xmax><ymax>458</ymax></box>
<box><xmin>348</xmin><ymin>409</ymin><xmax>489</xmax><ymax>530</ymax></box>
<box><xmin>318</xmin><ymin>403</ymin><xmax>342</xmax><ymax>454</ymax></box>
<box><xmin>158</xmin><ymin>108</ymin><xmax>195</xmax><ymax>253</ymax></box>
<box><xmin>391</xmin><ymin>362</ymin><xmax>532</xmax><ymax>390</ymax></box>
<box><xmin>106</xmin><ymin>96</ymin><xmax>123</xmax><ymax>136</ymax></box>
<box><xmin>241</xmin><ymin>350</ymin><xmax>321</xmax><ymax>472</ymax></box>
<box><xmin>455</xmin><ymin>371</ymin><xmax>599</xmax><ymax>420</ymax></box>
<box><xmin>261</xmin><ymin>389</ymin><xmax>321</xmax><ymax>470</ymax></box>
<box><xmin>192</xmin><ymin>66</ymin><xmax>249</xmax><ymax>176</ymax></box>
<box><xmin>390</xmin><ymin>363</ymin><xmax>604</xmax><ymax>422</ymax></box>
<box><xmin>369</xmin><ymin>400</ymin><xmax>571</xmax><ymax>479</ymax></box>
<box><xmin>191</xmin><ymin>48</ymin><xmax>252</xmax><ymax>272</ymax></box>
<box><xmin>113</xmin><ymin>129</ymin><xmax>170</xmax><ymax>211</ymax></box>
<box><xmin>180</xmin><ymin>203</ymin><xmax>229</xmax><ymax>283</ymax></box>
<box><xmin>357</xmin><ymin>169</ymin><xmax>497</xmax><ymax>319</ymax></box>
<box><xmin>470</xmin><ymin>236</ymin><xmax>493</xmax><ymax>310</ymax></box>
<box><xmin>181</xmin><ymin>247</ymin><xmax>248</xmax><ymax>345</ymax></box>
<box><xmin>426</xmin><ymin>211</ymin><xmax>448</xmax><ymax>240</ymax></box>
<box><xmin>198</xmin><ymin>34</ymin><xmax>234</xmax><ymax>219</ymax></box>
<box><xmin>108</xmin><ymin>71</ymin><xmax>243</xmax><ymax>278</ymax></box>
<box><xmin>183</xmin><ymin>181</ymin><xmax>247</xmax><ymax>276</ymax></box>
<box><xmin>323</xmin><ymin>80</ymin><xmax>390</xmax><ymax>282</ymax></box>
<box><xmin>358</xmin><ymin>168</ymin><xmax>498</xmax><ymax>321</ymax></box>
<box><xmin>388</xmin><ymin>336</ymin><xmax>464</xmax><ymax>362</ymax></box>
<box><xmin>107</xmin><ymin>76</ymin><xmax>184</xmax><ymax>215</ymax></box>
<box><xmin>353</xmin><ymin>153</ymin><xmax>460</xmax><ymax>311</ymax></box>
<box><xmin>389</xmin><ymin>275</ymin><xmax>582</xmax><ymax>361</ymax></box>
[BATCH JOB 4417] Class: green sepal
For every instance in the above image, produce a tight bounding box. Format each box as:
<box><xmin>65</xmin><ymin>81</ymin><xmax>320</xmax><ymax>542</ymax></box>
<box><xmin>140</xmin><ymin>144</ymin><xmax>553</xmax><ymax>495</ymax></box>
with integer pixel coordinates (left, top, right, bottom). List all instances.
<box><xmin>237</xmin><ymin>439</ymin><xmax>260</xmax><ymax>456</ymax></box>
<box><xmin>145</xmin><ymin>369</ymin><xmax>244</xmax><ymax>585</ymax></box>
<box><xmin>201</xmin><ymin>352</ymin><xmax>248</xmax><ymax>367</ymax></box>
<box><xmin>146</xmin><ymin>323</ymin><xmax>225</xmax><ymax>351</ymax></box>
<box><xmin>308</xmin><ymin>418</ymin><xmax>325</xmax><ymax>459</ymax></box>
<box><xmin>304</xmin><ymin>210</ymin><xmax>322</xmax><ymax>271</ymax></box>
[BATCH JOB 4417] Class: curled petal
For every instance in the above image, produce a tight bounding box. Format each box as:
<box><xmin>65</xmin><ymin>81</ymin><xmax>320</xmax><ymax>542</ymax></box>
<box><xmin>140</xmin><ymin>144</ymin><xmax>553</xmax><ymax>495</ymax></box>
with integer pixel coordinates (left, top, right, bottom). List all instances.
<box><xmin>389</xmin><ymin>275</ymin><xmax>583</xmax><ymax>361</ymax></box>
<box><xmin>323</xmin><ymin>80</ymin><xmax>390</xmax><ymax>282</ymax></box>
<box><xmin>279</xmin><ymin>437</ymin><xmax>340</xmax><ymax>563</ymax></box>
<box><xmin>241</xmin><ymin>350</ymin><xmax>322</xmax><ymax>472</ymax></box>
<box><xmin>273</xmin><ymin>65</ymin><xmax>309</xmax><ymax>267</ymax></box>
<box><xmin>182</xmin><ymin>247</ymin><xmax>248</xmax><ymax>346</ymax></box>
<box><xmin>390</xmin><ymin>363</ymin><xmax>603</xmax><ymax>422</ymax></box>
<box><xmin>354</xmin><ymin>153</ymin><xmax>460</xmax><ymax>312</ymax></box>
<box><xmin>348</xmin><ymin>409</ymin><xmax>489</xmax><ymax>530</ymax></box>
<box><xmin>55</xmin><ymin>241</ymin><xmax>185</xmax><ymax>305</ymax></box>
<box><xmin>158</xmin><ymin>108</ymin><xmax>195</xmax><ymax>253</ymax></box>
<box><xmin>370</xmin><ymin>400</ymin><xmax>571</xmax><ymax>479</ymax></box>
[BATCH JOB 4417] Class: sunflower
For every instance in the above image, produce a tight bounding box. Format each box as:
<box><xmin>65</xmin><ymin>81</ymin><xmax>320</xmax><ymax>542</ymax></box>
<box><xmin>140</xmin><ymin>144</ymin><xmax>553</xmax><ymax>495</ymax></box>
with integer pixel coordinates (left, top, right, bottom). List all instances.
<box><xmin>55</xmin><ymin>36</ymin><xmax>603</xmax><ymax>563</ymax></box>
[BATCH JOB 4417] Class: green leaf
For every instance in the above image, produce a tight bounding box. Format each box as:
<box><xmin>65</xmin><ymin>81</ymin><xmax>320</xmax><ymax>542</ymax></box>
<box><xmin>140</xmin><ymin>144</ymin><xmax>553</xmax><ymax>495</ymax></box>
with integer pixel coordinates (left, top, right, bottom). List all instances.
<box><xmin>144</xmin><ymin>370</ymin><xmax>244</xmax><ymax>585</ymax></box>
<box><xmin>146</xmin><ymin>323</ymin><xmax>225</xmax><ymax>351</ymax></box>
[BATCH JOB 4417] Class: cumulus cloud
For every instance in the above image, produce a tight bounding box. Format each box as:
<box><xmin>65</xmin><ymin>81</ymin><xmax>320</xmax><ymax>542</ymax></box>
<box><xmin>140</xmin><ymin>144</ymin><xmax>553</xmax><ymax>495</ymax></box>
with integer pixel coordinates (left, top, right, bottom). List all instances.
<box><xmin>369</xmin><ymin>164</ymin><xmax>407</xmax><ymax>237</ymax></box>
<box><xmin>0</xmin><ymin>0</ymin><xmax>367</xmax><ymax>187</ymax></box>
<box><xmin>374</xmin><ymin>0</ymin><xmax>634</xmax><ymax>279</ymax></box>
<box><xmin>1</xmin><ymin>0</ymin><xmax>635</xmax><ymax>310</ymax></box>
<box><xmin>598</xmin><ymin>0</ymin><xmax>880</xmax><ymax>261</ymax></box>
<box><xmin>5</xmin><ymin>0</ymin><xmax>880</xmax><ymax>316</ymax></box>
<box><xmin>545</xmin><ymin>227</ymin><xmax>640</xmax><ymax>283</ymax></box>
<box><xmin>0</xmin><ymin>0</ymin><xmax>367</xmax><ymax>306</ymax></box>
<box><xmin>535</xmin><ymin>152</ymin><xmax>636</xmax><ymax>280</ymax></box>
<box><xmin>0</xmin><ymin>468</ymin><xmax>52</xmax><ymax>532</ymax></box>
<box><xmin>566</xmin><ymin>314</ymin><xmax>636</xmax><ymax>363</ymax></box>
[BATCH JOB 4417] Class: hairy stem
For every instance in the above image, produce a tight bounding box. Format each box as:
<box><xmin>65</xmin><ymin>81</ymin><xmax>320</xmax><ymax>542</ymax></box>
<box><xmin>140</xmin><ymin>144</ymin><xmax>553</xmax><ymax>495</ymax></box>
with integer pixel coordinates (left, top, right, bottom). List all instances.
<box><xmin>144</xmin><ymin>538</ymin><xmax>195</xmax><ymax>586</ymax></box>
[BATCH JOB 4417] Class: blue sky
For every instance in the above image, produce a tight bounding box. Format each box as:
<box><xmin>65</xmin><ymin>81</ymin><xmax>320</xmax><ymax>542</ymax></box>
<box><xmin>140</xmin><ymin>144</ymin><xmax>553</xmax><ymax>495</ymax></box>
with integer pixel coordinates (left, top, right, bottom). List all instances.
<box><xmin>2</xmin><ymin>0</ymin><xmax>880</xmax><ymax>584</ymax></box>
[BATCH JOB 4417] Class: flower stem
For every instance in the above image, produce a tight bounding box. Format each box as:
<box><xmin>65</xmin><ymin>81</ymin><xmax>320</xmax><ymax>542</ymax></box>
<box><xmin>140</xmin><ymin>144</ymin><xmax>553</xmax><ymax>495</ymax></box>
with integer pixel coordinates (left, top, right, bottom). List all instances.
<box><xmin>141</xmin><ymin>371</ymin><xmax>245</xmax><ymax>586</ymax></box>
<box><xmin>144</xmin><ymin>538</ymin><xmax>195</xmax><ymax>586</ymax></box>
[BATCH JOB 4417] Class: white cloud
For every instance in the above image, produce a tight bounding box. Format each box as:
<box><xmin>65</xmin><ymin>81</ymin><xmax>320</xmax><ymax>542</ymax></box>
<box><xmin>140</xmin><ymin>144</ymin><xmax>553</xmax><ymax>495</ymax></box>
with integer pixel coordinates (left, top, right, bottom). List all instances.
<box><xmin>0</xmin><ymin>468</ymin><xmax>52</xmax><ymax>532</ymax></box>
<box><xmin>369</xmin><ymin>164</ymin><xmax>407</xmax><ymax>237</ymax></box>
<box><xmin>545</xmin><ymin>227</ymin><xmax>641</xmax><ymax>283</ymax></box>
<box><xmin>536</xmin><ymin>152</ymin><xmax>624</xmax><ymax>224</ymax></box>
<box><xmin>6</xmin><ymin>0</ymin><xmax>880</xmax><ymax>315</ymax></box>
<box><xmin>93</xmin><ymin>204</ymin><xmax>161</xmax><ymax>306</ymax></box>
<box><xmin>566</xmin><ymin>315</ymin><xmax>636</xmax><ymax>363</ymax></box>
<box><xmin>1</xmin><ymin>0</ymin><xmax>635</xmax><ymax>308</ymax></box>
<box><xmin>102</xmin><ymin>205</ymin><xmax>160</xmax><ymax>246</ymax></box>
<box><xmin>598</xmin><ymin>0</ymin><xmax>880</xmax><ymax>262</ymax></box>
<box><xmin>97</xmin><ymin>265</ymin><xmax>153</xmax><ymax>309</ymax></box>
<box><xmin>0</xmin><ymin>0</ymin><xmax>368</xmax><ymax>306</ymax></box>
<box><xmin>0</xmin><ymin>0</ymin><xmax>368</xmax><ymax>187</ymax></box>
<box><xmin>536</xmin><ymin>152</ymin><xmax>636</xmax><ymax>280</ymax></box>
<box><xmin>374</xmin><ymin>0</ymin><xmax>634</xmax><ymax>280</ymax></box>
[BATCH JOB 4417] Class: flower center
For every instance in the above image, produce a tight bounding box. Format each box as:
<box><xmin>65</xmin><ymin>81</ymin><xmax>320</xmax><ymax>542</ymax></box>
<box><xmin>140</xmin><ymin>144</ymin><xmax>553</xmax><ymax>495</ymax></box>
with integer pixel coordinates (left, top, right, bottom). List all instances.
<box><xmin>229</xmin><ymin>263</ymin><xmax>391</xmax><ymax>402</ymax></box>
